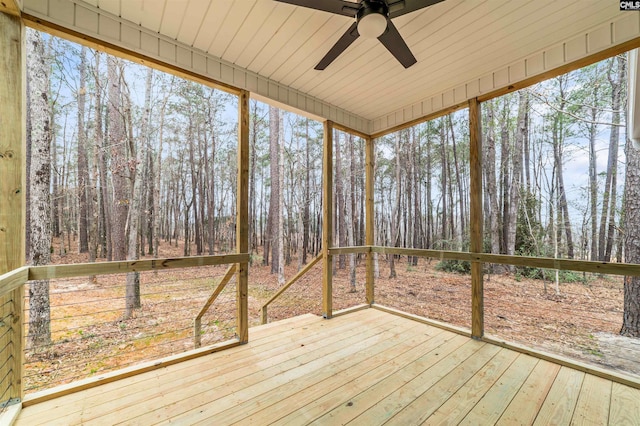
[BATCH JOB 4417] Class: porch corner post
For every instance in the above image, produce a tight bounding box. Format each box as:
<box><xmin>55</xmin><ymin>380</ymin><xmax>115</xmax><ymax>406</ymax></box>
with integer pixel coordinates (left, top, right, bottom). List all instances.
<box><xmin>0</xmin><ymin>9</ymin><xmax>25</xmax><ymax>404</ymax></box>
<box><xmin>469</xmin><ymin>98</ymin><xmax>484</xmax><ymax>339</ymax></box>
<box><xmin>322</xmin><ymin>121</ymin><xmax>334</xmax><ymax>318</ymax></box>
<box><xmin>236</xmin><ymin>89</ymin><xmax>249</xmax><ymax>343</ymax></box>
<box><xmin>365</xmin><ymin>136</ymin><xmax>375</xmax><ymax>305</ymax></box>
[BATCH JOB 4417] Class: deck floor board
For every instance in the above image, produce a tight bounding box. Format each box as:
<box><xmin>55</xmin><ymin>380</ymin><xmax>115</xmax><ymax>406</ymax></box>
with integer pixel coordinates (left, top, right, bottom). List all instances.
<box><xmin>15</xmin><ymin>308</ymin><xmax>640</xmax><ymax>425</ymax></box>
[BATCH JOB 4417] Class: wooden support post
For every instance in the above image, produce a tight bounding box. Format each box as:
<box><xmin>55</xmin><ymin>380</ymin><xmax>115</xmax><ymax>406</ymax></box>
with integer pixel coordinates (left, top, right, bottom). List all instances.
<box><xmin>365</xmin><ymin>136</ymin><xmax>375</xmax><ymax>305</ymax></box>
<box><xmin>469</xmin><ymin>98</ymin><xmax>484</xmax><ymax>339</ymax></box>
<box><xmin>322</xmin><ymin>121</ymin><xmax>334</xmax><ymax>318</ymax></box>
<box><xmin>0</xmin><ymin>11</ymin><xmax>25</xmax><ymax>404</ymax></box>
<box><xmin>0</xmin><ymin>0</ymin><xmax>20</xmax><ymax>17</ymax></box>
<box><xmin>236</xmin><ymin>90</ymin><xmax>249</xmax><ymax>343</ymax></box>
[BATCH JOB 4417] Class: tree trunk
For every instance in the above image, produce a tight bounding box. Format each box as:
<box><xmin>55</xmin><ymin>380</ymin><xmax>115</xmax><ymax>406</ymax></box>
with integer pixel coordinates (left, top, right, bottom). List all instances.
<box><xmin>602</xmin><ymin>56</ymin><xmax>624</xmax><ymax>261</ymax></box>
<box><xmin>87</xmin><ymin>51</ymin><xmax>99</xmax><ymax>271</ymax></box>
<box><xmin>303</xmin><ymin>119</ymin><xmax>310</xmax><ymax>264</ymax></box>
<box><xmin>506</xmin><ymin>92</ymin><xmax>527</xmax><ymax>258</ymax></box>
<box><xmin>335</xmin><ymin>131</ymin><xmax>347</xmax><ymax>268</ymax></box>
<box><xmin>448</xmin><ymin>115</ymin><xmax>466</xmax><ymax>237</ymax></box>
<box><xmin>107</xmin><ymin>56</ymin><xmax>128</xmax><ymax>261</ymax></box>
<box><xmin>554</xmin><ymin>80</ymin><xmax>575</xmax><ymax>259</ymax></box>
<box><xmin>622</xmin><ymin>136</ymin><xmax>640</xmax><ymax>337</ymax></box>
<box><xmin>26</xmin><ymin>29</ymin><xmax>52</xmax><ymax>348</ymax></box>
<box><xmin>484</xmin><ymin>101</ymin><xmax>501</xmax><ymax>255</ymax></box>
<box><xmin>389</xmin><ymin>132</ymin><xmax>402</xmax><ymax>278</ymax></box>
<box><xmin>154</xmin><ymin>80</ymin><xmax>172</xmax><ymax>259</ymax></box>
<box><xmin>124</xmin><ymin>68</ymin><xmax>152</xmax><ymax>318</ymax></box>
<box><xmin>267</xmin><ymin>106</ymin><xmax>280</xmax><ymax>275</ymax></box>
<box><xmin>95</xmin><ymin>52</ymin><xmax>112</xmax><ymax>260</ymax></box>
<box><xmin>500</xmin><ymin>99</ymin><xmax>511</xmax><ymax>254</ymax></box>
<box><xmin>346</xmin><ymin>134</ymin><xmax>356</xmax><ymax>291</ymax></box>
<box><xmin>425</xmin><ymin>123</ymin><xmax>433</xmax><ymax>249</ymax></box>
<box><xmin>249</xmin><ymin>100</ymin><xmax>259</xmax><ymax>258</ymax></box>
<box><xmin>440</xmin><ymin>123</ymin><xmax>448</xmax><ymax>246</ymax></box>
<box><xmin>588</xmin><ymin>102</ymin><xmax>599</xmax><ymax>261</ymax></box>
<box><xmin>77</xmin><ymin>46</ymin><xmax>89</xmax><ymax>253</ymax></box>
<box><xmin>277</xmin><ymin>110</ymin><xmax>285</xmax><ymax>285</ymax></box>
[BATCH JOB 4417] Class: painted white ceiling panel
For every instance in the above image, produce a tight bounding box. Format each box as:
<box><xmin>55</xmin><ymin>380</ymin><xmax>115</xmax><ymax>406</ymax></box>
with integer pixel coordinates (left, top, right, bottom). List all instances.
<box><xmin>339</xmin><ymin>1</ymin><xmax>567</xmax><ymax>115</ymax></box>
<box><xmin>175</xmin><ymin>0</ymin><xmax>211</xmax><ymax>47</ymax></box>
<box><xmin>207</xmin><ymin>0</ymin><xmax>257</xmax><ymax>59</ymax></box>
<box><xmin>222</xmin><ymin>1</ymin><xmax>281</xmax><ymax>65</ymax></box>
<box><xmin>273</xmin><ymin>15</ymin><xmax>356</xmax><ymax>87</ymax></box>
<box><xmin>96</xmin><ymin>0</ymin><xmax>118</xmax><ymax>16</ymax></box>
<box><xmin>250</xmin><ymin>7</ymin><xmax>318</xmax><ymax>74</ymax></box>
<box><xmin>191</xmin><ymin>0</ymin><xmax>234</xmax><ymax>52</ymax></box>
<box><xmin>22</xmin><ymin>0</ymin><xmax>640</xmax><ymax>134</ymax></box>
<box><xmin>159</xmin><ymin>0</ymin><xmax>188</xmax><ymax>39</ymax></box>
<box><xmin>139</xmin><ymin>0</ymin><xmax>166</xmax><ymax>32</ymax></box>
<box><xmin>339</xmin><ymin>0</ymin><xmax>617</xmax><ymax>117</ymax></box>
<box><xmin>232</xmin><ymin>2</ymin><xmax>294</xmax><ymax>69</ymax></box>
<box><xmin>307</xmin><ymin>0</ymin><xmax>484</xmax><ymax>104</ymax></box>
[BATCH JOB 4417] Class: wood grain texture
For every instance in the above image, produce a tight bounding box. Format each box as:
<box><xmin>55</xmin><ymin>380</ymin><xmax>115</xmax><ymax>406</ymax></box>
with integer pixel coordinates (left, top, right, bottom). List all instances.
<box><xmin>496</xmin><ymin>359</ymin><xmax>560</xmax><ymax>425</ymax></box>
<box><xmin>0</xmin><ymin>11</ymin><xmax>24</xmax><ymax>404</ymax></box>
<box><xmin>0</xmin><ymin>266</ymin><xmax>28</xmax><ymax>297</ymax></box>
<box><xmin>570</xmin><ymin>374</ymin><xmax>612</xmax><ymax>425</ymax></box>
<box><xmin>322</xmin><ymin>121</ymin><xmax>334</xmax><ymax>318</ymax></box>
<box><xmin>236</xmin><ymin>89</ymin><xmax>250</xmax><ymax>343</ymax></box>
<box><xmin>28</xmin><ymin>253</ymin><xmax>249</xmax><ymax>280</ymax></box>
<box><xmin>370</xmin><ymin>246</ymin><xmax>640</xmax><ymax>277</ymax></box>
<box><xmin>0</xmin><ymin>0</ymin><xmax>20</xmax><ymax>16</ymax></box>
<box><xmin>533</xmin><ymin>367</ymin><xmax>585</xmax><ymax>425</ymax></box>
<box><xmin>460</xmin><ymin>354</ymin><xmax>539</xmax><ymax>425</ymax></box>
<box><xmin>14</xmin><ymin>309</ymin><xmax>640</xmax><ymax>425</ymax></box>
<box><xmin>328</xmin><ymin>246</ymin><xmax>370</xmax><ymax>255</ymax></box>
<box><xmin>469</xmin><ymin>97</ymin><xmax>483</xmax><ymax>339</ymax></box>
<box><xmin>482</xmin><ymin>335</ymin><xmax>640</xmax><ymax>390</ymax></box>
<box><xmin>609</xmin><ymin>382</ymin><xmax>640</xmax><ymax>425</ymax></box>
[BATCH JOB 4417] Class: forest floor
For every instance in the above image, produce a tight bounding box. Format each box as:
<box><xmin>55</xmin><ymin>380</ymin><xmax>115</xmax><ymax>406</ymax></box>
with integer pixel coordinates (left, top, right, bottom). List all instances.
<box><xmin>22</xmin><ymin>239</ymin><xmax>640</xmax><ymax>393</ymax></box>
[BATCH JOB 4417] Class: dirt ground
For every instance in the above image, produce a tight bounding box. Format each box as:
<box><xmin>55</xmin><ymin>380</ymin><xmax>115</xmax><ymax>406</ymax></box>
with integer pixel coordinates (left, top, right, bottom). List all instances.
<box><xmin>22</xmin><ymin>240</ymin><xmax>640</xmax><ymax>393</ymax></box>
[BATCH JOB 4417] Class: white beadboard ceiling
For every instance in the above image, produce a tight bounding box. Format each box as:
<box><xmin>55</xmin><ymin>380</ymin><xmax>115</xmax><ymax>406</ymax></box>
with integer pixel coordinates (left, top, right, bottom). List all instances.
<box><xmin>20</xmin><ymin>0</ymin><xmax>640</xmax><ymax>134</ymax></box>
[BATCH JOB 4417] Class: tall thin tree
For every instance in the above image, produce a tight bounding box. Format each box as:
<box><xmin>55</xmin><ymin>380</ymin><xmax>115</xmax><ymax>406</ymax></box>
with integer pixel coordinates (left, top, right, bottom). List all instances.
<box><xmin>26</xmin><ymin>29</ymin><xmax>52</xmax><ymax>347</ymax></box>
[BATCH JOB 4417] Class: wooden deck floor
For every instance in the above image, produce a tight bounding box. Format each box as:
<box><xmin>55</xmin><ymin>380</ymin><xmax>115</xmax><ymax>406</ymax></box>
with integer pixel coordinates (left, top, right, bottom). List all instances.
<box><xmin>15</xmin><ymin>308</ymin><xmax>640</xmax><ymax>425</ymax></box>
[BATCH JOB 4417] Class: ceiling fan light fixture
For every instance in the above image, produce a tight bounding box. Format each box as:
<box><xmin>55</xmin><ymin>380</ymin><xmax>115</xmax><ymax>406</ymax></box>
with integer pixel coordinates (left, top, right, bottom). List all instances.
<box><xmin>357</xmin><ymin>1</ymin><xmax>388</xmax><ymax>39</ymax></box>
<box><xmin>357</xmin><ymin>13</ymin><xmax>387</xmax><ymax>38</ymax></box>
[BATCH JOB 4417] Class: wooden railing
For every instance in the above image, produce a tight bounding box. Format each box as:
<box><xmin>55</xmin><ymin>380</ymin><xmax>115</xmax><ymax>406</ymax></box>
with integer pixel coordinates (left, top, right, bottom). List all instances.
<box><xmin>260</xmin><ymin>253</ymin><xmax>323</xmax><ymax>324</ymax></box>
<box><xmin>0</xmin><ymin>253</ymin><xmax>249</xmax><ymax>408</ymax></box>
<box><xmin>1</xmin><ymin>246</ymin><xmax>639</xmax><ymax>409</ymax></box>
<box><xmin>262</xmin><ymin>244</ymin><xmax>640</xmax><ymax>330</ymax></box>
<box><xmin>194</xmin><ymin>264</ymin><xmax>236</xmax><ymax>348</ymax></box>
<box><xmin>325</xmin><ymin>245</ymin><xmax>640</xmax><ymax>336</ymax></box>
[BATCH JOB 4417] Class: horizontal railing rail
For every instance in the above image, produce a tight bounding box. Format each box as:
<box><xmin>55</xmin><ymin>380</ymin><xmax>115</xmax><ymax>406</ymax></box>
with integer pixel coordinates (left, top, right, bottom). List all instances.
<box><xmin>0</xmin><ymin>253</ymin><xmax>250</xmax><ymax>406</ymax></box>
<box><xmin>370</xmin><ymin>246</ymin><xmax>640</xmax><ymax>277</ymax></box>
<box><xmin>261</xmin><ymin>253</ymin><xmax>323</xmax><ymax>324</ymax></box>
<box><xmin>328</xmin><ymin>246</ymin><xmax>371</xmax><ymax>255</ymax></box>
<box><xmin>0</xmin><ymin>267</ymin><xmax>29</xmax><ymax>297</ymax></box>
<box><xmin>27</xmin><ymin>254</ymin><xmax>249</xmax><ymax>281</ymax></box>
<box><xmin>1</xmin><ymin>246</ymin><xmax>639</xmax><ymax>409</ymax></box>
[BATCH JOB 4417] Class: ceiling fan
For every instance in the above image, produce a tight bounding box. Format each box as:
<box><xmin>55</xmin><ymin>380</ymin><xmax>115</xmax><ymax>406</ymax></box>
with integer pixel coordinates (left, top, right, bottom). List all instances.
<box><xmin>274</xmin><ymin>0</ymin><xmax>444</xmax><ymax>70</ymax></box>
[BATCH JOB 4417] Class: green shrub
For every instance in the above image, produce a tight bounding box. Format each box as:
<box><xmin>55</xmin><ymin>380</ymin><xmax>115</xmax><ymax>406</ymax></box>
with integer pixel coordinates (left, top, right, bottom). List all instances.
<box><xmin>435</xmin><ymin>259</ymin><xmax>471</xmax><ymax>274</ymax></box>
<box><xmin>515</xmin><ymin>266</ymin><xmax>585</xmax><ymax>283</ymax></box>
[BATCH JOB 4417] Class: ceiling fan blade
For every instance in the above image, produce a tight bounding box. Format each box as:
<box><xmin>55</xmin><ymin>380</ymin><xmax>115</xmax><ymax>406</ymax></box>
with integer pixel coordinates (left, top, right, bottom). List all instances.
<box><xmin>377</xmin><ymin>20</ymin><xmax>416</xmax><ymax>68</ymax></box>
<box><xmin>315</xmin><ymin>22</ymin><xmax>360</xmax><ymax>70</ymax></box>
<box><xmin>387</xmin><ymin>0</ymin><xmax>444</xmax><ymax>19</ymax></box>
<box><xmin>274</xmin><ymin>0</ymin><xmax>360</xmax><ymax>18</ymax></box>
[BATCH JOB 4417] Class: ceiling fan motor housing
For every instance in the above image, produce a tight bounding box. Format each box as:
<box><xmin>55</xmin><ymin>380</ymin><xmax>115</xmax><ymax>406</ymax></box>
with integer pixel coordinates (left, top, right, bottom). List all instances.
<box><xmin>357</xmin><ymin>0</ymin><xmax>389</xmax><ymax>38</ymax></box>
